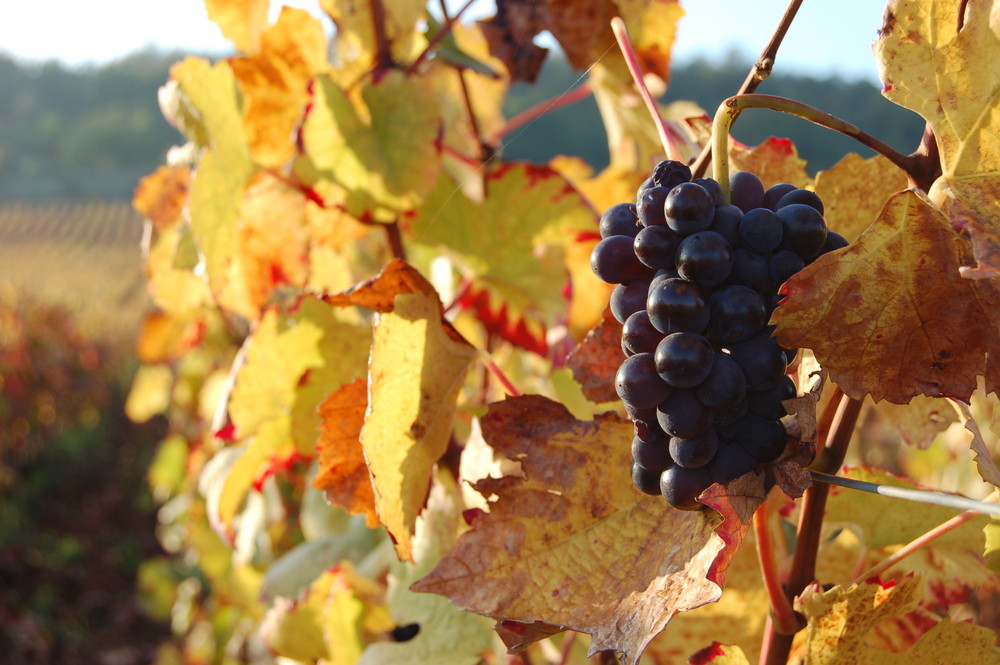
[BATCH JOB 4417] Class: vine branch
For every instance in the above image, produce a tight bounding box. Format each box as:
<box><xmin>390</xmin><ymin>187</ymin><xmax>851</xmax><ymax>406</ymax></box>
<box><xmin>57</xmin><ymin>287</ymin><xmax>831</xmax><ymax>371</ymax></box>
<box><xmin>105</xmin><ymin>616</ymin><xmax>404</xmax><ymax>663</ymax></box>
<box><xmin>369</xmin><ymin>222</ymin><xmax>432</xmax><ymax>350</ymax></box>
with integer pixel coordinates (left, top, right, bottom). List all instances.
<box><xmin>754</xmin><ymin>499</ymin><xmax>798</xmax><ymax>635</ymax></box>
<box><xmin>370</xmin><ymin>0</ymin><xmax>394</xmax><ymax>72</ymax></box>
<box><xmin>691</xmin><ymin>0</ymin><xmax>804</xmax><ymax>178</ymax></box>
<box><xmin>407</xmin><ymin>0</ymin><xmax>478</xmax><ymax>75</ymax></box>
<box><xmin>488</xmin><ymin>83</ymin><xmax>593</xmax><ymax>143</ymax></box>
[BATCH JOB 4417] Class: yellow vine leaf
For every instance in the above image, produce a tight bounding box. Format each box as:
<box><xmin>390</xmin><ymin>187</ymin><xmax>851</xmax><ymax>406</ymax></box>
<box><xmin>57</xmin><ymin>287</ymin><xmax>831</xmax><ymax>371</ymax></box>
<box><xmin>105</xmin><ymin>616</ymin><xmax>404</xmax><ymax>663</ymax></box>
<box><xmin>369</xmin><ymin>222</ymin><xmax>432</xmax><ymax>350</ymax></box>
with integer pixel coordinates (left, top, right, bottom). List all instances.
<box><xmin>142</xmin><ymin>223</ymin><xmax>213</xmax><ymax>315</ymax></box>
<box><xmin>320</xmin><ymin>0</ymin><xmax>426</xmax><ymax>71</ymax></box>
<box><xmin>795</xmin><ymin>576</ymin><xmax>1000</xmax><ymax>665</ymax></box>
<box><xmin>298</xmin><ymin>71</ymin><xmax>442</xmax><ymax>222</ymax></box>
<box><xmin>203</xmin><ymin>0</ymin><xmax>269</xmax><ymax>54</ymax></box>
<box><xmin>230</xmin><ymin>7</ymin><xmax>328</xmax><ymax>169</ymax></box>
<box><xmin>773</xmin><ymin>190</ymin><xmax>996</xmax><ymax>403</ymax></box>
<box><xmin>413</xmin><ymin>395</ymin><xmax>760</xmax><ymax>665</ymax></box>
<box><xmin>813</xmin><ymin>154</ymin><xmax>909</xmax><ymax>242</ymax></box>
<box><xmin>133</xmin><ymin>165</ymin><xmax>191</xmax><ymax>231</ymax></box>
<box><xmin>325</xmin><ymin>260</ymin><xmax>477</xmax><ymax>561</ymax></box>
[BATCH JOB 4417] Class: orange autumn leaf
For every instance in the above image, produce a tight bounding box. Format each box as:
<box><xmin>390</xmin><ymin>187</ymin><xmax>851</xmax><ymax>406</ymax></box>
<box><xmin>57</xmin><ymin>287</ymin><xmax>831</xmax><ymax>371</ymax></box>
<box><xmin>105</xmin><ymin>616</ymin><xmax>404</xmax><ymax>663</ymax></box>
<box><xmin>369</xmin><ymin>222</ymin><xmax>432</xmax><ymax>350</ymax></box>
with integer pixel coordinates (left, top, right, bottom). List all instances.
<box><xmin>204</xmin><ymin>0</ymin><xmax>269</xmax><ymax>54</ymax></box>
<box><xmin>230</xmin><ymin>8</ymin><xmax>328</xmax><ymax>168</ymax></box>
<box><xmin>313</xmin><ymin>379</ymin><xmax>379</xmax><ymax>528</ymax></box>
<box><xmin>565</xmin><ymin>307</ymin><xmax>622</xmax><ymax>404</ymax></box>
<box><xmin>133</xmin><ymin>165</ymin><xmax>191</xmax><ymax>231</ymax></box>
<box><xmin>773</xmin><ymin>190</ymin><xmax>997</xmax><ymax>403</ymax></box>
<box><xmin>414</xmin><ymin>395</ymin><xmax>762</xmax><ymax>664</ymax></box>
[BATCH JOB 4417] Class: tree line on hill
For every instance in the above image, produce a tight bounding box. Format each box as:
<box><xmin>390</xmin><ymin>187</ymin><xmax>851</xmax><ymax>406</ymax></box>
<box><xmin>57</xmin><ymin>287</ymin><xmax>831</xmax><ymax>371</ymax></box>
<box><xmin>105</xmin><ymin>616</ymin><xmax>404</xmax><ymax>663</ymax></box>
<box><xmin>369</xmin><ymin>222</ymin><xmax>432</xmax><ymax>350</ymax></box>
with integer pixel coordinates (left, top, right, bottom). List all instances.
<box><xmin>0</xmin><ymin>48</ymin><xmax>924</xmax><ymax>203</ymax></box>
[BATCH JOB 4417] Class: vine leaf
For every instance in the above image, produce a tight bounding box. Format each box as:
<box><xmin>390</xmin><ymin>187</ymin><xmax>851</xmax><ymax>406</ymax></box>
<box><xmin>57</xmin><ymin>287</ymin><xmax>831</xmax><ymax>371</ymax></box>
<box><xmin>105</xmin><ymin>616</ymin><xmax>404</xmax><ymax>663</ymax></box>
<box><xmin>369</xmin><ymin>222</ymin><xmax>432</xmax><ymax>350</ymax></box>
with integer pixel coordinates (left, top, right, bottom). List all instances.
<box><xmin>297</xmin><ymin>70</ymin><xmax>442</xmax><ymax>222</ymax></box>
<box><xmin>320</xmin><ymin>0</ymin><xmax>426</xmax><ymax>70</ymax></box>
<box><xmin>730</xmin><ymin>137</ymin><xmax>811</xmax><ymax>190</ymax></box>
<box><xmin>681</xmin><ymin>643</ymin><xmax>752</xmax><ymax>665</ymax></box>
<box><xmin>133</xmin><ymin>165</ymin><xmax>191</xmax><ymax>231</ymax></box>
<box><xmin>409</xmin><ymin>163</ymin><xmax>597</xmax><ymax>354</ymax></box>
<box><xmin>204</xmin><ymin>0</ymin><xmax>269</xmax><ymax>54</ymax></box>
<box><xmin>795</xmin><ymin>576</ymin><xmax>1000</xmax><ymax>665</ymax></box>
<box><xmin>948</xmin><ymin>398</ymin><xmax>1000</xmax><ymax>487</ymax></box>
<box><xmin>565</xmin><ymin>306</ymin><xmax>622</xmax><ymax>404</ymax></box>
<box><xmin>813</xmin><ymin>154</ymin><xmax>909</xmax><ymax>242</ymax></box>
<box><xmin>313</xmin><ymin>379</ymin><xmax>379</xmax><ymax>527</ymax></box>
<box><xmin>230</xmin><ymin>7</ymin><xmax>328</xmax><ymax>169</ymax></box>
<box><xmin>413</xmin><ymin>395</ymin><xmax>761</xmax><ymax>664</ymax></box>
<box><xmin>326</xmin><ymin>260</ymin><xmax>477</xmax><ymax>561</ymax></box>
<box><xmin>773</xmin><ymin>189</ymin><xmax>996</xmax><ymax>403</ymax></box>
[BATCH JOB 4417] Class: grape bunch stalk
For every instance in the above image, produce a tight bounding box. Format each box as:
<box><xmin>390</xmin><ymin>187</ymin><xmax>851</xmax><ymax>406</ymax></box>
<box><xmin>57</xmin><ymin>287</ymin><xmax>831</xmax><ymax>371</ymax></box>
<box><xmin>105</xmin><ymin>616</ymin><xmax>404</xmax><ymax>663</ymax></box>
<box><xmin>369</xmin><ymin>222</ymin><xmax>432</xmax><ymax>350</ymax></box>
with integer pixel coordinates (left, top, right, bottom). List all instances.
<box><xmin>591</xmin><ymin>160</ymin><xmax>846</xmax><ymax>510</ymax></box>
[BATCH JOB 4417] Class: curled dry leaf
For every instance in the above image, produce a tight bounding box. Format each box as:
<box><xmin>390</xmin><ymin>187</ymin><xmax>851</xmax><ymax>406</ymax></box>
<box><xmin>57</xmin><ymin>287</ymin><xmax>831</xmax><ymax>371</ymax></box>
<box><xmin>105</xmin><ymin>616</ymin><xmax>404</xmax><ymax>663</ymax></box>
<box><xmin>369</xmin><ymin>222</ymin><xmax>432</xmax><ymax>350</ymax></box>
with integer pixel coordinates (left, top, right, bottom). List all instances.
<box><xmin>565</xmin><ymin>306</ymin><xmax>623</xmax><ymax>404</ymax></box>
<box><xmin>947</xmin><ymin>398</ymin><xmax>1000</xmax><ymax>488</ymax></box>
<box><xmin>413</xmin><ymin>395</ymin><xmax>764</xmax><ymax>664</ymax></box>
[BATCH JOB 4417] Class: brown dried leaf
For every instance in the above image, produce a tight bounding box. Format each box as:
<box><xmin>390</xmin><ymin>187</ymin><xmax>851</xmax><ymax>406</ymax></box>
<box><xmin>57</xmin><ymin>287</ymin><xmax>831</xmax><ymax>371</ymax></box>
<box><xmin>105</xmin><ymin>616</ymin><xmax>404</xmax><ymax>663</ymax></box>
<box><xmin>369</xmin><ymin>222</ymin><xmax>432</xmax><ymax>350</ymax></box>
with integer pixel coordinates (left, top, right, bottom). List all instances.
<box><xmin>565</xmin><ymin>307</ymin><xmax>622</xmax><ymax>404</ymax></box>
<box><xmin>414</xmin><ymin>395</ymin><xmax>760</xmax><ymax>664</ymax></box>
<box><xmin>313</xmin><ymin>378</ymin><xmax>379</xmax><ymax>527</ymax></box>
<box><xmin>773</xmin><ymin>190</ymin><xmax>997</xmax><ymax>403</ymax></box>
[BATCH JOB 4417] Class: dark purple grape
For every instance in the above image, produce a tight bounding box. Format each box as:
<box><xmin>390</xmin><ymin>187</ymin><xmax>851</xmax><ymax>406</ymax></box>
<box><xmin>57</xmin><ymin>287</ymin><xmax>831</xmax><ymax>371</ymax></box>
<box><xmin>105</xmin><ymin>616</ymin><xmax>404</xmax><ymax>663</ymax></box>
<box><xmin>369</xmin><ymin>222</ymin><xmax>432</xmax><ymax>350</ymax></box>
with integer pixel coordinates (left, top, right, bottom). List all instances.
<box><xmin>656</xmin><ymin>389</ymin><xmax>711</xmax><ymax>438</ymax></box>
<box><xmin>695</xmin><ymin>352</ymin><xmax>747</xmax><ymax>409</ymax></box>
<box><xmin>729</xmin><ymin>171</ymin><xmax>765</xmax><ymax>213</ymax></box>
<box><xmin>774</xmin><ymin>188</ymin><xmax>825</xmax><ymax>215</ymax></box>
<box><xmin>733</xmin><ymin>248</ymin><xmax>772</xmax><ymax>293</ymax></box>
<box><xmin>637</xmin><ymin>185</ymin><xmax>671</xmax><ymax>227</ymax></box>
<box><xmin>654</xmin><ymin>332</ymin><xmax>715</xmax><ymax>388</ymax></box>
<box><xmin>625</xmin><ymin>402</ymin><xmax>657</xmax><ymax>422</ymax></box>
<box><xmin>636</xmin><ymin>176</ymin><xmax>654</xmax><ymax>201</ymax></box>
<box><xmin>713</xmin><ymin>397</ymin><xmax>749</xmax><ymax>426</ymax></box>
<box><xmin>726</xmin><ymin>332</ymin><xmax>788</xmax><ymax>391</ymax></box>
<box><xmin>634</xmin><ymin>225</ymin><xmax>681</xmax><ymax>270</ymax></box>
<box><xmin>634</xmin><ymin>418</ymin><xmax>665</xmax><ymax>444</ymax></box>
<box><xmin>632</xmin><ymin>460</ymin><xmax>664</xmax><ymax>495</ymax></box>
<box><xmin>762</xmin><ymin>183</ymin><xmax>797</xmax><ymax>210</ymax></box>
<box><xmin>708</xmin><ymin>204</ymin><xmax>742</xmax><ymax>248</ymax></box>
<box><xmin>632</xmin><ymin>436</ymin><xmax>673</xmax><ymax>471</ymax></box>
<box><xmin>659</xmin><ymin>464</ymin><xmax>713</xmax><ymax>510</ymax></box>
<box><xmin>600</xmin><ymin>202</ymin><xmax>641</xmax><ymax>239</ymax></box>
<box><xmin>676</xmin><ymin>231</ymin><xmax>733</xmax><ymax>287</ymax></box>
<box><xmin>820</xmin><ymin>230</ymin><xmax>849</xmax><ymax>255</ymax></box>
<box><xmin>652</xmin><ymin>160</ymin><xmax>692</xmax><ymax>189</ymax></box>
<box><xmin>707</xmin><ymin>285</ymin><xmax>767</xmax><ymax>344</ymax></box>
<box><xmin>708</xmin><ymin>442</ymin><xmax>759</xmax><ymax>484</ymax></box>
<box><xmin>738</xmin><ymin>208</ymin><xmax>783</xmax><ymax>254</ymax></box>
<box><xmin>664</xmin><ymin>183</ymin><xmax>715</xmax><ymax>236</ymax></box>
<box><xmin>669</xmin><ymin>427</ymin><xmax>719</xmax><ymax>469</ymax></box>
<box><xmin>694</xmin><ymin>177</ymin><xmax>725</xmax><ymax>206</ymax></box>
<box><xmin>648</xmin><ymin>267</ymin><xmax>680</xmax><ymax>296</ymax></box>
<box><xmin>777</xmin><ymin>204</ymin><xmax>828</xmax><ymax>259</ymax></box>
<box><xmin>622</xmin><ymin>310</ymin><xmax>665</xmax><ymax>355</ymax></box>
<box><xmin>769</xmin><ymin>250</ymin><xmax>805</xmax><ymax>285</ymax></box>
<box><xmin>610</xmin><ymin>278</ymin><xmax>652</xmax><ymax>323</ymax></box>
<box><xmin>646</xmin><ymin>278</ymin><xmax>709</xmax><ymax>334</ymax></box>
<box><xmin>735</xmin><ymin>414</ymin><xmax>787</xmax><ymax>462</ymax></box>
<box><xmin>616</xmin><ymin>352</ymin><xmax>673</xmax><ymax>410</ymax></box>
<box><xmin>747</xmin><ymin>376</ymin><xmax>796</xmax><ymax>420</ymax></box>
<box><xmin>590</xmin><ymin>235</ymin><xmax>650</xmax><ymax>284</ymax></box>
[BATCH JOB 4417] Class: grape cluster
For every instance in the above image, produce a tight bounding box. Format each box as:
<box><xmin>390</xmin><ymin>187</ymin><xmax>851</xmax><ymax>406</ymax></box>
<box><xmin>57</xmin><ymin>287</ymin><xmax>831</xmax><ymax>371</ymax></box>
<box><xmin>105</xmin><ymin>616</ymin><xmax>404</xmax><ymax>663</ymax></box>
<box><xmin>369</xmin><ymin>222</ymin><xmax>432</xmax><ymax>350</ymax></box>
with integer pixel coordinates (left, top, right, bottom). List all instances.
<box><xmin>591</xmin><ymin>161</ymin><xmax>846</xmax><ymax>510</ymax></box>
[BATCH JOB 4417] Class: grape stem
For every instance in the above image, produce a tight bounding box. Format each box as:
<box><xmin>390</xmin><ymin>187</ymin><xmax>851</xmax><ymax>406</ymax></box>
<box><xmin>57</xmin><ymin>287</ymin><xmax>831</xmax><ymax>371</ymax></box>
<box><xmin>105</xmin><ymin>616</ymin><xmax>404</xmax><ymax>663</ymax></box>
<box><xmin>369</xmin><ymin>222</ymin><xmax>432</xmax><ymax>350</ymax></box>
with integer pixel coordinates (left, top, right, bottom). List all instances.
<box><xmin>480</xmin><ymin>350</ymin><xmax>522</xmax><ymax>397</ymax></box>
<box><xmin>753</xmin><ymin>498</ymin><xmax>799</xmax><ymax>635</ymax></box>
<box><xmin>488</xmin><ymin>82</ymin><xmax>593</xmax><ymax>144</ymax></box>
<box><xmin>690</xmin><ymin>0</ymin><xmax>804</xmax><ymax>179</ymax></box>
<box><xmin>370</xmin><ymin>0</ymin><xmax>394</xmax><ymax>72</ymax></box>
<box><xmin>609</xmin><ymin>17</ymin><xmax>684</xmax><ymax>162</ymax></box>
<box><xmin>407</xmin><ymin>0</ymin><xmax>478</xmax><ymax>75</ymax></box>
<box><xmin>385</xmin><ymin>222</ymin><xmax>407</xmax><ymax>261</ymax></box>
<box><xmin>711</xmin><ymin>94</ymin><xmax>916</xmax><ymax>203</ymax></box>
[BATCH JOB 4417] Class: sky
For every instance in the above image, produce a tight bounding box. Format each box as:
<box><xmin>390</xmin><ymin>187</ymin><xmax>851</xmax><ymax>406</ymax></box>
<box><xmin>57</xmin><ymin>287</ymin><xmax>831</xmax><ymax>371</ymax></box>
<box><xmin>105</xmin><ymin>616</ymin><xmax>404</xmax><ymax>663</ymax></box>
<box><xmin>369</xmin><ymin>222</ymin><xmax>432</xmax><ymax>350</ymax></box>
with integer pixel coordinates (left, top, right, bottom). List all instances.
<box><xmin>0</xmin><ymin>0</ymin><xmax>887</xmax><ymax>83</ymax></box>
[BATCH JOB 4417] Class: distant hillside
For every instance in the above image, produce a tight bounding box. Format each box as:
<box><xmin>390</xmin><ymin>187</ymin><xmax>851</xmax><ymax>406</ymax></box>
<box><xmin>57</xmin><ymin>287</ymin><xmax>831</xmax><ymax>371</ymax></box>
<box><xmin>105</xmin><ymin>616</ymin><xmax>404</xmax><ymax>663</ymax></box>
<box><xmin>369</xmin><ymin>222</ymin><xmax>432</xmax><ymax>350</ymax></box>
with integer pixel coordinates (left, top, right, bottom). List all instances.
<box><xmin>0</xmin><ymin>48</ymin><xmax>925</xmax><ymax>202</ymax></box>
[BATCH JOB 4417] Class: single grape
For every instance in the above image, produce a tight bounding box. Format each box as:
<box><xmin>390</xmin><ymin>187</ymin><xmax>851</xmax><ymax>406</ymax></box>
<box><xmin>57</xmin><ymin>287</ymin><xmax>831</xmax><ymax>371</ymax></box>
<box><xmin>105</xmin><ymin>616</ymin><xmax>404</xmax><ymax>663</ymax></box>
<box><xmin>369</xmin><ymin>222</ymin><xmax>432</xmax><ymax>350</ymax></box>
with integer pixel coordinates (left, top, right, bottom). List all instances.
<box><xmin>732</xmin><ymin>248</ymin><xmax>772</xmax><ymax>293</ymax></box>
<box><xmin>632</xmin><ymin>436</ymin><xmax>673</xmax><ymax>471</ymax></box>
<box><xmin>636</xmin><ymin>176</ymin><xmax>654</xmax><ymax>201</ymax></box>
<box><xmin>735</xmin><ymin>414</ymin><xmax>787</xmax><ymax>462</ymax></box>
<box><xmin>707</xmin><ymin>285</ymin><xmax>767</xmax><ymax>344</ymax></box>
<box><xmin>654</xmin><ymin>332</ymin><xmax>715</xmax><ymax>389</ymax></box>
<box><xmin>669</xmin><ymin>427</ymin><xmax>719</xmax><ymax>469</ymax></box>
<box><xmin>634</xmin><ymin>418</ymin><xmax>666</xmax><ymax>444</ymax></box>
<box><xmin>625</xmin><ymin>402</ymin><xmax>657</xmax><ymax>423</ymax></box>
<box><xmin>656</xmin><ymin>389</ymin><xmax>711</xmax><ymax>438</ymax></box>
<box><xmin>712</xmin><ymin>396</ymin><xmax>749</xmax><ymax>426</ymax></box>
<box><xmin>676</xmin><ymin>231</ymin><xmax>733</xmax><ymax>287</ymax></box>
<box><xmin>769</xmin><ymin>250</ymin><xmax>805</xmax><ymax>286</ymax></box>
<box><xmin>652</xmin><ymin>160</ymin><xmax>693</xmax><ymax>190</ymax></box>
<box><xmin>726</xmin><ymin>332</ymin><xmax>788</xmax><ymax>391</ymax></box>
<box><xmin>659</xmin><ymin>464</ymin><xmax>713</xmax><ymax>510</ymax></box>
<box><xmin>590</xmin><ymin>235</ymin><xmax>650</xmax><ymax>284</ymax></box>
<box><xmin>694</xmin><ymin>177</ymin><xmax>725</xmax><ymax>206</ymax></box>
<box><xmin>616</xmin><ymin>352</ymin><xmax>673</xmax><ymax>410</ymax></box>
<box><xmin>729</xmin><ymin>171</ymin><xmax>765</xmax><ymax>213</ymax></box>
<box><xmin>610</xmin><ymin>278</ymin><xmax>652</xmax><ymax>323</ymax></box>
<box><xmin>708</xmin><ymin>204</ymin><xmax>743</xmax><ymax>249</ymax></box>
<box><xmin>664</xmin><ymin>183</ymin><xmax>715</xmax><ymax>235</ymax></box>
<box><xmin>600</xmin><ymin>202</ymin><xmax>641</xmax><ymax>239</ymax></box>
<box><xmin>762</xmin><ymin>183</ymin><xmax>797</xmax><ymax>210</ymax></box>
<box><xmin>634</xmin><ymin>225</ymin><xmax>681</xmax><ymax>270</ymax></box>
<box><xmin>694</xmin><ymin>352</ymin><xmax>747</xmax><ymax>409</ymax></box>
<box><xmin>632</xmin><ymin>460</ymin><xmax>664</xmax><ymax>495</ymax></box>
<box><xmin>648</xmin><ymin>267</ymin><xmax>681</xmax><ymax>296</ymax></box>
<box><xmin>646</xmin><ymin>277</ymin><xmax>710</xmax><ymax>334</ymax></box>
<box><xmin>637</xmin><ymin>185</ymin><xmax>671</xmax><ymax>227</ymax></box>
<box><xmin>708</xmin><ymin>441</ymin><xmax>759</xmax><ymax>485</ymax></box>
<box><xmin>738</xmin><ymin>208</ymin><xmax>783</xmax><ymax>254</ymax></box>
<box><xmin>622</xmin><ymin>310</ymin><xmax>666</xmax><ymax>355</ymax></box>
<box><xmin>820</xmin><ymin>230</ymin><xmax>849</xmax><ymax>254</ymax></box>
<box><xmin>777</xmin><ymin>204</ymin><xmax>828</xmax><ymax>259</ymax></box>
<box><xmin>774</xmin><ymin>188</ymin><xmax>825</xmax><ymax>215</ymax></box>
<box><xmin>747</xmin><ymin>376</ymin><xmax>796</xmax><ymax>420</ymax></box>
